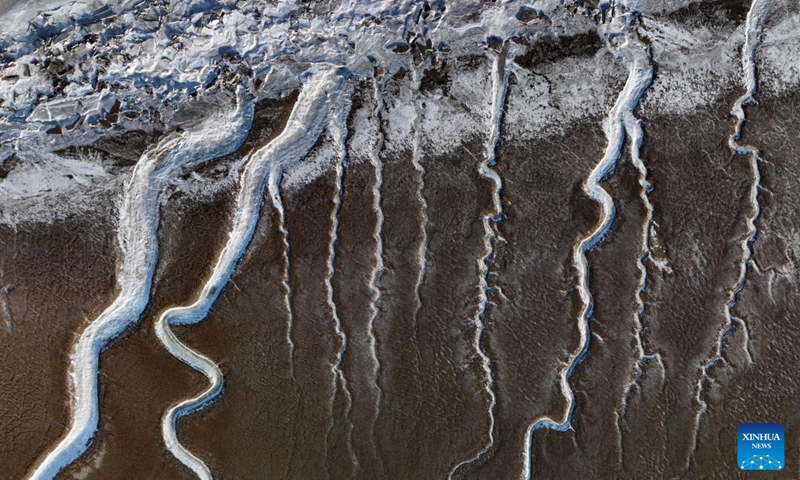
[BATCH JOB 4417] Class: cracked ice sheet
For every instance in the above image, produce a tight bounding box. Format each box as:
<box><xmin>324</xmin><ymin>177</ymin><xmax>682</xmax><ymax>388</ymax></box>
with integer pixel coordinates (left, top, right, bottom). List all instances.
<box><xmin>0</xmin><ymin>0</ymin><xmax>572</xmax><ymax>151</ymax></box>
<box><xmin>0</xmin><ymin>0</ymin><xmax>763</xmax><ymax>228</ymax></box>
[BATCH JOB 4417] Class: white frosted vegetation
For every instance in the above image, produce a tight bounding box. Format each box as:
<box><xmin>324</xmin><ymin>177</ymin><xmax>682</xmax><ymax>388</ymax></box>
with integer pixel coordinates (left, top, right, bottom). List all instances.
<box><xmin>0</xmin><ymin>151</ymin><xmax>115</xmax><ymax>224</ymax></box>
<box><xmin>637</xmin><ymin>14</ymin><xmax>743</xmax><ymax>117</ymax></box>
<box><xmin>504</xmin><ymin>42</ymin><xmax>627</xmax><ymax>142</ymax></box>
<box><xmin>417</xmin><ymin>55</ymin><xmax>493</xmax><ymax>151</ymax></box>
<box><xmin>28</xmin><ymin>87</ymin><xmax>254</xmax><ymax>480</ymax></box>
<box><xmin>154</xmin><ymin>69</ymin><xmax>341</xmax><ymax>480</ymax></box>
<box><xmin>0</xmin><ymin>153</ymin><xmax>109</xmax><ymax>202</ymax></box>
<box><xmin>380</xmin><ymin>78</ymin><xmax>417</xmax><ymax>155</ymax></box>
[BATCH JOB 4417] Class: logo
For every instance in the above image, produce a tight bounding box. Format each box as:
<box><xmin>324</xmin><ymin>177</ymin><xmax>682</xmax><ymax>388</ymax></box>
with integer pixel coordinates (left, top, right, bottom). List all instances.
<box><xmin>738</xmin><ymin>423</ymin><xmax>784</xmax><ymax>470</ymax></box>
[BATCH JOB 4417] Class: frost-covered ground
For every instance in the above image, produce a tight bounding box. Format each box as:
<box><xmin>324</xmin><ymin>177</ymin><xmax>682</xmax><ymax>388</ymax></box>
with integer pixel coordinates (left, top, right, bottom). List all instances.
<box><xmin>3</xmin><ymin>0</ymin><xmax>794</xmax><ymax>222</ymax></box>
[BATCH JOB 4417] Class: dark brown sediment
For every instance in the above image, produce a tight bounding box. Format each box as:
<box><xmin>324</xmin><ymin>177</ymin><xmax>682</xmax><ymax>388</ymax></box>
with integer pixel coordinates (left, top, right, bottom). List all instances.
<box><xmin>171</xmin><ymin>176</ymin><xmax>297</xmax><ymax>479</ymax></box>
<box><xmin>402</xmin><ymin>55</ymin><xmax>498</xmax><ymax>479</ymax></box>
<box><xmin>0</xmin><ymin>218</ymin><xmax>116</xmax><ymax>480</ymax></box>
<box><xmin>405</xmin><ymin>136</ymin><xmax>496</xmax><ymax>479</ymax></box>
<box><xmin>667</xmin><ymin>0</ymin><xmax>751</xmax><ymax>25</ymax></box>
<box><xmin>368</xmin><ymin>60</ymin><xmax>498</xmax><ymax>479</ymax></box>
<box><xmin>532</xmin><ymin>5</ymin><xmax>761</xmax><ymax>477</ymax></box>
<box><xmin>514</xmin><ymin>32</ymin><xmax>604</xmax><ymax>71</ymax></box>
<box><xmin>0</xmin><ymin>127</ymin><xmax>157</xmax><ymax>479</ymax></box>
<box><xmin>280</xmin><ymin>169</ymin><xmax>340</xmax><ymax>480</ymax></box>
<box><xmin>175</xmin><ymin>171</ymin><xmax>334</xmax><ymax>480</ymax></box>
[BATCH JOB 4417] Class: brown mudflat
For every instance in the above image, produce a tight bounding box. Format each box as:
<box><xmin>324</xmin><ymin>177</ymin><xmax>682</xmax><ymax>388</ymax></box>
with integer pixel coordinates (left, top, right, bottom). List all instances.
<box><xmin>4</xmin><ymin>2</ymin><xmax>800</xmax><ymax>479</ymax></box>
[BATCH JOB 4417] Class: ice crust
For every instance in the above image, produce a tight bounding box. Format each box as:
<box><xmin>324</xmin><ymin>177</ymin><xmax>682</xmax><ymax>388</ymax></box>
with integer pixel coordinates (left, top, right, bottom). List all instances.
<box><xmin>4</xmin><ymin>0</ymin><xmax>794</xmax><ymax>223</ymax></box>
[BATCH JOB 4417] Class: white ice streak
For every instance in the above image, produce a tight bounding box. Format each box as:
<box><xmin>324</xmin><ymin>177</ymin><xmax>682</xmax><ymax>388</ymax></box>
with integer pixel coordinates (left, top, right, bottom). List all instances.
<box><xmin>690</xmin><ymin>0</ymin><xmax>772</xmax><ymax>469</ymax></box>
<box><xmin>4</xmin><ymin>0</ymin><xmax>740</xmax><ymax>223</ymax></box>
<box><xmin>366</xmin><ymin>75</ymin><xmax>387</xmax><ymax>466</ymax></box>
<box><xmin>0</xmin><ymin>153</ymin><xmax>110</xmax><ymax>203</ymax></box>
<box><xmin>324</xmin><ymin>88</ymin><xmax>358</xmax><ymax>473</ymax></box>
<box><xmin>410</xmin><ymin>63</ymin><xmax>429</xmax><ymax>405</ymax></box>
<box><xmin>448</xmin><ymin>47</ymin><xmax>511</xmax><ymax>479</ymax></box>
<box><xmin>522</xmin><ymin>10</ymin><xmax>653</xmax><ymax>480</ymax></box>
<box><xmin>28</xmin><ymin>87</ymin><xmax>254</xmax><ymax>480</ymax></box>
<box><xmin>155</xmin><ymin>69</ymin><xmax>342</xmax><ymax>480</ymax></box>
<box><xmin>615</xmin><ymin>26</ymin><xmax>660</xmax><ymax>463</ymax></box>
<box><xmin>721</xmin><ymin>0</ymin><xmax>773</xmax><ymax>365</ymax></box>
<box><xmin>268</xmin><ymin>163</ymin><xmax>296</xmax><ymax>379</ymax></box>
